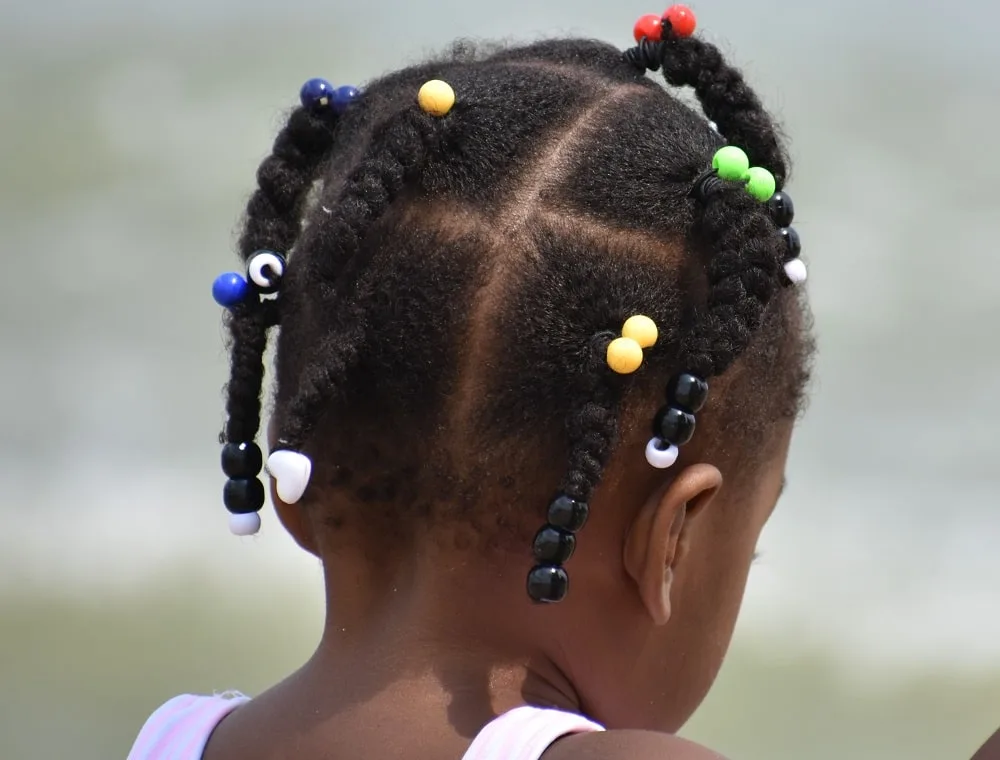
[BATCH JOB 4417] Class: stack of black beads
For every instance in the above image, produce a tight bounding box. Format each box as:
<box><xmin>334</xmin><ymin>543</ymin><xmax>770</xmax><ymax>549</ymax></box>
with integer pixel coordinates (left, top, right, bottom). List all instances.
<box><xmin>526</xmin><ymin>494</ymin><xmax>590</xmax><ymax>603</ymax></box>
<box><xmin>767</xmin><ymin>191</ymin><xmax>806</xmax><ymax>286</ymax></box>
<box><xmin>222</xmin><ymin>443</ymin><xmax>267</xmax><ymax>535</ymax></box>
<box><xmin>645</xmin><ymin>372</ymin><xmax>709</xmax><ymax>469</ymax></box>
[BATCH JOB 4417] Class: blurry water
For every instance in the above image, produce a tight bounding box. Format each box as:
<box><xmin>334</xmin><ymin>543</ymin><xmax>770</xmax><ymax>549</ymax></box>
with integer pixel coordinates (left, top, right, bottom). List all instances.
<box><xmin>2</xmin><ymin>1</ymin><xmax>999</xmax><ymax>758</ymax></box>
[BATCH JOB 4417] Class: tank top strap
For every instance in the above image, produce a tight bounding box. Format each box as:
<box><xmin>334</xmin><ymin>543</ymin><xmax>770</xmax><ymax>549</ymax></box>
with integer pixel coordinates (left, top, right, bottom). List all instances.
<box><xmin>461</xmin><ymin>705</ymin><xmax>605</xmax><ymax>760</ymax></box>
<box><xmin>126</xmin><ymin>692</ymin><xmax>251</xmax><ymax>760</ymax></box>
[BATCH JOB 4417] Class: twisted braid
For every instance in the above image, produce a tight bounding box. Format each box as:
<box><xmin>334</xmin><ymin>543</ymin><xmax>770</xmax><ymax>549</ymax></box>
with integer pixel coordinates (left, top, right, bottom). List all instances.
<box><xmin>221</xmin><ymin>105</ymin><xmax>341</xmax><ymax>447</ymax></box>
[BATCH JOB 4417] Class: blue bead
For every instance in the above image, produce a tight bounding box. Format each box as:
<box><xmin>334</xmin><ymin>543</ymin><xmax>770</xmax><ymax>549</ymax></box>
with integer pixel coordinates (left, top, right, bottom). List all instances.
<box><xmin>299</xmin><ymin>78</ymin><xmax>335</xmax><ymax>110</ymax></box>
<box><xmin>331</xmin><ymin>85</ymin><xmax>359</xmax><ymax>114</ymax></box>
<box><xmin>212</xmin><ymin>272</ymin><xmax>249</xmax><ymax>308</ymax></box>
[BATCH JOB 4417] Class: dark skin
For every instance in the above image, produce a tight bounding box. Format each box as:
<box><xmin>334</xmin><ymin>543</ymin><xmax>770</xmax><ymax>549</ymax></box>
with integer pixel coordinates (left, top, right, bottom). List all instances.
<box><xmin>204</xmin><ymin>418</ymin><xmax>792</xmax><ymax>760</ymax></box>
<box><xmin>973</xmin><ymin>729</ymin><xmax>1000</xmax><ymax>760</ymax></box>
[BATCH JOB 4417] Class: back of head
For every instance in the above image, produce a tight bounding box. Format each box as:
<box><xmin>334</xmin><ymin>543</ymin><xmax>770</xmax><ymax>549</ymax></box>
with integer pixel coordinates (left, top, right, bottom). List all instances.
<box><xmin>210</xmin><ymin>11</ymin><xmax>814</xmax><ymax>733</ymax></box>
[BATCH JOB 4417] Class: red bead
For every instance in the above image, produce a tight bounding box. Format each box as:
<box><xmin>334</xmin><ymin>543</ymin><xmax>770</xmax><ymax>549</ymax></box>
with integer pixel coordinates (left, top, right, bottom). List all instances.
<box><xmin>633</xmin><ymin>14</ymin><xmax>663</xmax><ymax>43</ymax></box>
<box><xmin>663</xmin><ymin>5</ymin><xmax>697</xmax><ymax>37</ymax></box>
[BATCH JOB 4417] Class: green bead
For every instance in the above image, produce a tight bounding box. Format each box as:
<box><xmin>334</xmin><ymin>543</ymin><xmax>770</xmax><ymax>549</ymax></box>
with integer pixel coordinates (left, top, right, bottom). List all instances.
<box><xmin>745</xmin><ymin>166</ymin><xmax>776</xmax><ymax>201</ymax></box>
<box><xmin>712</xmin><ymin>146</ymin><xmax>750</xmax><ymax>180</ymax></box>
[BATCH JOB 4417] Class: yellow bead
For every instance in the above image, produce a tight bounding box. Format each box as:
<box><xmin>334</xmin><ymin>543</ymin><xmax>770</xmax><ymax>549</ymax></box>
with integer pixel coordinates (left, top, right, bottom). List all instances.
<box><xmin>621</xmin><ymin>315</ymin><xmax>658</xmax><ymax>348</ymax></box>
<box><xmin>417</xmin><ymin>80</ymin><xmax>455</xmax><ymax>117</ymax></box>
<box><xmin>606</xmin><ymin>337</ymin><xmax>644</xmax><ymax>374</ymax></box>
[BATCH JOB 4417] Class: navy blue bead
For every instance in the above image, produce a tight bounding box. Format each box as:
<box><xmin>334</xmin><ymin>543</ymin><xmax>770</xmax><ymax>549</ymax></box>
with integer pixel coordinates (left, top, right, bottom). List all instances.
<box><xmin>666</xmin><ymin>373</ymin><xmax>709</xmax><ymax>413</ymax></box>
<box><xmin>332</xmin><ymin>85</ymin><xmax>359</xmax><ymax>114</ymax></box>
<box><xmin>212</xmin><ymin>272</ymin><xmax>249</xmax><ymax>308</ymax></box>
<box><xmin>526</xmin><ymin>565</ymin><xmax>569</xmax><ymax>603</ymax></box>
<box><xmin>221</xmin><ymin>442</ymin><xmax>263</xmax><ymax>478</ymax></box>
<box><xmin>300</xmin><ymin>78</ymin><xmax>335</xmax><ymax>110</ymax></box>
<box><xmin>223</xmin><ymin>478</ymin><xmax>265</xmax><ymax>514</ymax></box>
<box><xmin>653</xmin><ymin>406</ymin><xmax>697</xmax><ymax>446</ymax></box>
<box><xmin>547</xmin><ymin>494</ymin><xmax>589</xmax><ymax>532</ymax></box>
<box><xmin>532</xmin><ymin>525</ymin><xmax>576</xmax><ymax>564</ymax></box>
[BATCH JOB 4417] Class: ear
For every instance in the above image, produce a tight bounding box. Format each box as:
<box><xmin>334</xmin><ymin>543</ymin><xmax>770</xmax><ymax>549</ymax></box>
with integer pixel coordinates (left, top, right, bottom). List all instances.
<box><xmin>270</xmin><ymin>480</ymin><xmax>319</xmax><ymax>556</ymax></box>
<box><xmin>623</xmin><ymin>463</ymin><xmax>723</xmax><ymax>625</ymax></box>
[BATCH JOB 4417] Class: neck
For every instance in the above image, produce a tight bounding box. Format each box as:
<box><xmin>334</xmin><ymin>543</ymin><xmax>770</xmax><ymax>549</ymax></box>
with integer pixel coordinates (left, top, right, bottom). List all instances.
<box><xmin>304</xmin><ymin>543</ymin><xmax>583</xmax><ymax>722</ymax></box>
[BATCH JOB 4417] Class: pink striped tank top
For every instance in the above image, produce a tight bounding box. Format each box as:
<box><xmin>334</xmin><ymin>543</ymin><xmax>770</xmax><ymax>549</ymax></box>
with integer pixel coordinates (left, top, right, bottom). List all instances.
<box><xmin>127</xmin><ymin>693</ymin><xmax>605</xmax><ymax>760</ymax></box>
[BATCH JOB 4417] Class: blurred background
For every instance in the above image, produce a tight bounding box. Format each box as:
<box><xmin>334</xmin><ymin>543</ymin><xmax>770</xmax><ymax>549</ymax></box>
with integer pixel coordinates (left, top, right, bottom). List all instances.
<box><xmin>2</xmin><ymin>0</ymin><xmax>999</xmax><ymax>758</ymax></box>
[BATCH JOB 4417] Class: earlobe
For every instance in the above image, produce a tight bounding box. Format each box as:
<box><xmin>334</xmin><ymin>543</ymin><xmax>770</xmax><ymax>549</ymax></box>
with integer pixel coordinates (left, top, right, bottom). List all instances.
<box><xmin>623</xmin><ymin>463</ymin><xmax>723</xmax><ymax>626</ymax></box>
<box><xmin>271</xmin><ymin>480</ymin><xmax>320</xmax><ymax>556</ymax></box>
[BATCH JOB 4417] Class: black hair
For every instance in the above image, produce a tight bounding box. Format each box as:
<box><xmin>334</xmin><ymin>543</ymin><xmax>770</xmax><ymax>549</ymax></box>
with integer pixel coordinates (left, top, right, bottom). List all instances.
<box><xmin>220</xmin><ymin>35</ymin><xmax>812</xmax><ymax>590</ymax></box>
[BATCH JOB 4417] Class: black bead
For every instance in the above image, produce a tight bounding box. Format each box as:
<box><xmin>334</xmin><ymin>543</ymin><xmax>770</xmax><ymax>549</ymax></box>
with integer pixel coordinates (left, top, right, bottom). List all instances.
<box><xmin>221</xmin><ymin>442</ymin><xmax>263</xmax><ymax>478</ymax></box>
<box><xmin>526</xmin><ymin>565</ymin><xmax>569</xmax><ymax>603</ymax></box>
<box><xmin>767</xmin><ymin>191</ymin><xmax>795</xmax><ymax>227</ymax></box>
<box><xmin>653</xmin><ymin>406</ymin><xmax>697</xmax><ymax>446</ymax></box>
<box><xmin>780</xmin><ymin>227</ymin><xmax>802</xmax><ymax>259</ymax></box>
<box><xmin>532</xmin><ymin>525</ymin><xmax>576</xmax><ymax>564</ymax></box>
<box><xmin>666</xmin><ymin>372</ymin><xmax>709</xmax><ymax>413</ymax></box>
<box><xmin>223</xmin><ymin>478</ymin><xmax>265</xmax><ymax>514</ymax></box>
<box><xmin>547</xmin><ymin>494</ymin><xmax>589</xmax><ymax>532</ymax></box>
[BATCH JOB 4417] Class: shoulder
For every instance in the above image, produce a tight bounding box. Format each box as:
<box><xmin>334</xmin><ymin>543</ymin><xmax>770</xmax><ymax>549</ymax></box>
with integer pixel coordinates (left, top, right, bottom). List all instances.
<box><xmin>127</xmin><ymin>692</ymin><xmax>251</xmax><ymax>760</ymax></box>
<box><xmin>972</xmin><ymin>727</ymin><xmax>1000</xmax><ymax>760</ymax></box>
<box><xmin>547</xmin><ymin>729</ymin><xmax>729</xmax><ymax>760</ymax></box>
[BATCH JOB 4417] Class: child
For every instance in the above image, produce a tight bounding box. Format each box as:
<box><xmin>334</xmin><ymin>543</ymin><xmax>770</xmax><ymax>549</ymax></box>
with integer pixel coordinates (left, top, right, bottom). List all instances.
<box><xmin>128</xmin><ymin>6</ymin><xmax>813</xmax><ymax>759</ymax></box>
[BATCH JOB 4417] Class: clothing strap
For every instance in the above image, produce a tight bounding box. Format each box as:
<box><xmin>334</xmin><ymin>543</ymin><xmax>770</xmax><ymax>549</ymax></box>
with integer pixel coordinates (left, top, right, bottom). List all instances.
<box><xmin>461</xmin><ymin>705</ymin><xmax>605</xmax><ymax>760</ymax></box>
<box><xmin>126</xmin><ymin>692</ymin><xmax>250</xmax><ymax>760</ymax></box>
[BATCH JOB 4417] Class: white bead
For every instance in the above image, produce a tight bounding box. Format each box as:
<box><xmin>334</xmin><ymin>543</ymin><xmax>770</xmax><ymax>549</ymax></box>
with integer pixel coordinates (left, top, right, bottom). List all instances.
<box><xmin>784</xmin><ymin>258</ymin><xmax>807</xmax><ymax>285</ymax></box>
<box><xmin>265</xmin><ymin>449</ymin><xmax>312</xmax><ymax>504</ymax></box>
<box><xmin>707</xmin><ymin>120</ymin><xmax>719</xmax><ymax>134</ymax></box>
<box><xmin>247</xmin><ymin>250</ymin><xmax>285</xmax><ymax>290</ymax></box>
<box><xmin>229</xmin><ymin>511</ymin><xmax>261</xmax><ymax>536</ymax></box>
<box><xmin>645</xmin><ymin>437</ymin><xmax>679</xmax><ymax>469</ymax></box>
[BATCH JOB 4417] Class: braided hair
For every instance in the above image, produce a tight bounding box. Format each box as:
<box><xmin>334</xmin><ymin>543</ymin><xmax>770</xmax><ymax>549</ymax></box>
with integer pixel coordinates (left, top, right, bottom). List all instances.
<box><xmin>213</xmin><ymin>18</ymin><xmax>813</xmax><ymax>603</ymax></box>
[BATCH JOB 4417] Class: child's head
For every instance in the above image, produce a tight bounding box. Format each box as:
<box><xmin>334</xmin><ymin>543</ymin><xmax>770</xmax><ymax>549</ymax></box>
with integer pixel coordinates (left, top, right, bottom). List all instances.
<box><xmin>213</xmin><ymin>9</ymin><xmax>813</xmax><ymax>734</ymax></box>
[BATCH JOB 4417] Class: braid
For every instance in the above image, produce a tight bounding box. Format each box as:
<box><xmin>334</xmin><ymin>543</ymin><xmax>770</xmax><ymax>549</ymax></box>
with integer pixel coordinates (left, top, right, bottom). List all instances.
<box><xmin>239</xmin><ymin>107</ymin><xmax>338</xmax><ymax>259</ymax></box>
<box><xmin>221</xmin><ymin>106</ymin><xmax>339</xmax><ymax>451</ymax></box>
<box><xmin>681</xmin><ymin>188</ymin><xmax>782</xmax><ymax>379</ymax></box>
<box><xmin>656</xmin><ymin>37</ymin><xmax>788</xmax><ymax>187</ymax></box>
<box><xmin>278</xmin><ymin>105</ymin><xmax>448</xmax><ymax>450</ymax></box>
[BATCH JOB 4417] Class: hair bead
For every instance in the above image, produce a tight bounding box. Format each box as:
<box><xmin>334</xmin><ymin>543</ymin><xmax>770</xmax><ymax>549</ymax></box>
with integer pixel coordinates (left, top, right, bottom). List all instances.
<box><xmin>745</xmin><ymin>166</ymin><xmax>776</xmax><ymax>202</ymax></box>
<box><xmin>299</xmin><ymin>77</ymin><xmax>336</xmax><ymax>110</ymax></box>
<box><xmin>606</xmin><ymin>336</ymin><xmax>643</xmax><ymax>374</ymax></box>
<box><xmin>784</xmin><ymin>258</ymin><xmax>808</xmax><ymax>284</ymax></box>
<box><xmin>653</xmin><ymin>406</ymin><xmax>697</xmax><ymax>446</ymax></box>
<box><xmin>547</xmin><ymin>494</ymin><xmax>589</xmax><ymax>532</ymax></box>
<box><xmin>229</xmin><ymin>512</ymin><xmax>262</xmax><ymax>537</ymax></box>
<box><xmin>633</xmin><ymin>13</ymin><xmax>663</xmax><ymax>42</ymax></box>
<box><xmin>532</xmin><ymin>526</ymin><xmax>577</xmax><ymax>564</ymax></box>
<box><xmin>526</xmin><ymin>564</ymin><xmax>569</xmax><ymax>604</ymax></box>
<box><xmin>246</xmin><ymin>250</ymin><xmax>286</xmax><ymax>294</ymax></box>
<box><xmin>417</xmin><ymin>80</ymin><xmax>456</xmax><ymax>117</ymax></box>
<box><xmin>666</xmin><ymin>373</ymin><xmax>709</xmax><ymax>412</ymax></box>
<box><xmin>712</xmin><ymin>146</ymin><xmax>750</xmax><ymax>181</ymax></box>
<box><xmin>767</xmin><ymin>191</ymin><xmax>795</xmax><ymax>227</ymax></box>
<box><xmin>781</xmin><ymin>226</ymin><xmax>802</xmax><ymax>259</ymax></box>
<box><xmin>221</xmin><ymin>442</ymin><xmax>263</xmax><ymax>478</ymax></box>
<box><xmin>223</xmin><ymin>478</ymin><xmax>266</xmax><ymax>514</ymax></box>
<box><xmin>332</xmin><ymin>85</ymin><xmax>360</xmax><ymax>114</ymax></box>
<box><xmin>212</xmin><ymin>272</ymin><xmax>250</xmax><ymax>308</ymax></box>
<box><xmin>621</xmin><ymin>314</ymin><xmax>658</xmax><ymax>348</ymax></box>
<box><xmin>265</xmin><ymin>449</ymin><xmax>313</xmax><ymax>504</ymax></box>
<box><xmin>662</xmin><ymin>5</ymin><xmax>697</xmax><ymax>38</ymax></box>
<box><xmin>645</xmin><ymin>437</ymin><xmax>679</xmax><ymax>469</ymax></box>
